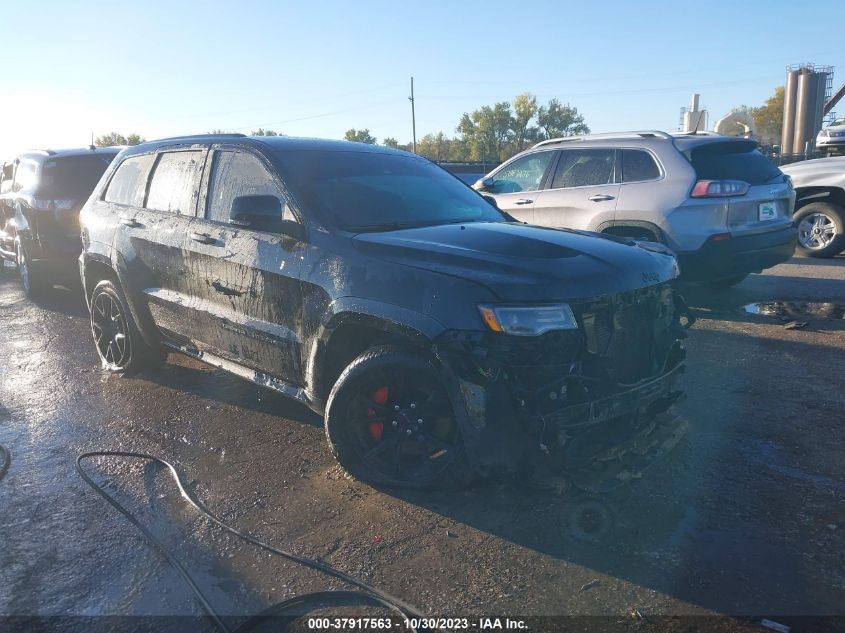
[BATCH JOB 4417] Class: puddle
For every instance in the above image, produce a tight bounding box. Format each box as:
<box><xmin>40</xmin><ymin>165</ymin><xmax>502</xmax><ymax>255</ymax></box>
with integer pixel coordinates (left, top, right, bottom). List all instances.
<box><xmin>743</xmin><ymin>301</ymin><xmax>845</xmax><ymax>320</ymax></box>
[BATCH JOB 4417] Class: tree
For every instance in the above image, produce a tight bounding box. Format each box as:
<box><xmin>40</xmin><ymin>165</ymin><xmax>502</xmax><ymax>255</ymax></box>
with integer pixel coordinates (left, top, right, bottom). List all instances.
<box><xmin>416</xmin><ymin>132</ymin><xmax>454</xmax><ymax>162</ymax></box>
<box><xmin>94</xmin><ymin>132</ymin><xmax>145</xmax><ymax>147</ymax></box>
<box><xmin>512</xmin><ymin>93</ymin><xmax>539</xmax><ymax>152</ymax></box>
<box><xmin>251</xmin><ymin>128</ymin><xmax>280</xmax><ymax>136</ymax></box>
<box><xmin>536</xmin><ymin>99</ymin><xmax>589</xmax><ymax>140</ymax></box>
<box><xmin>382</xmin><ymin>137</ymin><xmax>400</xmax><ymax>148</ymax></box>
<box><xmin>344</xmin><ymin>128</ymin><xmax>377</xmax><ymax>144</ymax></box>
<box><xmin>751</xmin><ymin>87</ymin><xmax>784</xmax><ymax>145</ymax></box>
<box><xmin>456</xmin><ymin>101</ymin><xmax>514</xmax><ymax>161</ymax></box>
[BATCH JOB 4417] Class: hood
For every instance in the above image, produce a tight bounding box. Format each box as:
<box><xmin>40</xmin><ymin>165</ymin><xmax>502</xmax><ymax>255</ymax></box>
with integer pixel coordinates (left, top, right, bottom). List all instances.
<box><xmin>819</xmin><ymin>124</ymin><xmax>845</xmax><ymax>135</ymax></box>
<box><xmin>351</xmin><ymin>222</ymin><xmax>679</xmax><ymax>302</ymax></box>
<box><xmin>781</xmin><ymin>157</ymin><xmax>845</xmax><ymax>188</ymax></box>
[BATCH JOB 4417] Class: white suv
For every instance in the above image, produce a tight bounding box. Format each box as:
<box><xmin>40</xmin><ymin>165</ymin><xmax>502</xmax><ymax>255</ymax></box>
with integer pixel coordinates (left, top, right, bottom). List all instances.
<box><xmin>475</xmin><ymin>131</ymin><xmax>797</xmax><ymax>287</ymax></box>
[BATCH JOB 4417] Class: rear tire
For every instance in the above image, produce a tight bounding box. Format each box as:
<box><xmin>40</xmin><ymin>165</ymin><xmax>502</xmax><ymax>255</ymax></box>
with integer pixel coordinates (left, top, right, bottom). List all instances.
<box><xmin>794</xmin><ymin>202</ymin><xmax>845</xmax><ymax>258</ymax></box>
<box><xmin>17</xmin><ymin>244</ymin><xmax>50</xmax><ymax>298</ymax></box>
<box><xmin>324</xmin><ymin>345</ymin><xmax>471</xmax><ymax>489</ymax></box>
<box><xmin>89</xmin><ymin>279</ymin><xmax>165</xmax><ymax>375</ymax></box>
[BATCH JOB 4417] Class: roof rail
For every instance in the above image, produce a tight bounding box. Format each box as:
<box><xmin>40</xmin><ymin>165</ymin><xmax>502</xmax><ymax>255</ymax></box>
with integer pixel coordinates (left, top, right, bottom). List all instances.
<box><xmin>674</xmin><ymin>130</ymin><xmax>722</xmax><ymax>137</ymax></box>
<box><xmin>151</xmin><ymin>133</ymin><xmax>247</xmax><ymax>142</ymax></box>
<box><xmin>532</xmin><ymin>130</ymin><xmax>673</xmax><ymax>148</ymax></box>
<box><xmin>23</xmin><ymin>149</ymin><xmax>57</xmax><ymax>156</ymax></box>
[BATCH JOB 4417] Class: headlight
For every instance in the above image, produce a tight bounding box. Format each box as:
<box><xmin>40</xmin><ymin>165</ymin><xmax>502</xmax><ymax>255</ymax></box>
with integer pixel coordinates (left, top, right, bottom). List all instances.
<box><xmin>477</xmin><ymin>303</ymin><xmax>578</xmax><ymax>336</ymax></box>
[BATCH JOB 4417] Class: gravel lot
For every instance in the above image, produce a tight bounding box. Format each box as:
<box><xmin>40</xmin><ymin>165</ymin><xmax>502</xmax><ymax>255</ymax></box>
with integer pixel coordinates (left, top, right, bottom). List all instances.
<box><xmin>1</xmin><ymin>256</ymin><xmax>843</xmax><ymax>631</ymax></box>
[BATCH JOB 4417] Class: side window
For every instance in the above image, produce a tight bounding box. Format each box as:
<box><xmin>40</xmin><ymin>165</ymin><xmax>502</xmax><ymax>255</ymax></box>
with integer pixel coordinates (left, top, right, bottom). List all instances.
<box><xmin>103</xmin><ymin>154</ymin><xmax>155</xmax><ymax>206</ymax></box>
<box><xmin>13</xmin><ymin>160</ymin><xmax>38</xmax><ymax>192</ymax></box>
<box><xmin>0</xmin><ymin>163</ymin><xmax>14</xmax><ymax>194</ymax></box>
<box><xmin>145</xmin><ymin>151</ymin><xmax>204</xmax><ymax>214</ymax></box>
<box><xmin>551</xmin><ymin>149</ymin><xmax>615</xmax><ymax>189</ymax></box>
<box><xmin>491</xmin><ymin>151</ymin><xmax>555</xmax><ymax>194</ymax></box>
<box><xmin>621</xmin><ymin>149</ymin><xmax>661</xmax><ymax>183</ymax></box>
<box><xmin>206</xmin><ymin>150</ymin><xmax>288</xmax><ymax>224</ymax></box>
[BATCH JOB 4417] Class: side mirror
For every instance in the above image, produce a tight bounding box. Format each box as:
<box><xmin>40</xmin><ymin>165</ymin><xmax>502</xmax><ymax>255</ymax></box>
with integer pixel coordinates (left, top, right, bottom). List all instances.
<box><xmin>482</xmin><ymin>194</ymin><xmax>499</xmax><ymax>208</ymax></box>
<box><xmin>279</xmin><ymin>218</ymin><xmax>306</xmax><ymax>241</ymax></box>
<box><xmin>473</xmin><ymin>176</ymin><xmax>495</xmax><ymax>192</ymax></box>
<box><xmin>229</xmin><ymin>195</ymin><xmax>283</xmax><ymax>233</ymax></box>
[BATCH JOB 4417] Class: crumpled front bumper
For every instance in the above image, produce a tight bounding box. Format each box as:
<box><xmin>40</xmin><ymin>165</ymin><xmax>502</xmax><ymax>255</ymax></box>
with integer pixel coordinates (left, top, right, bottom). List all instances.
<box><xmin>449</xmin><ymin>353</ymin><xmax>688</xmax><ymax>490</ymax></box>
<box><xmin>540</xmin><ymin>350</ymin><xmax>684</xmax><ymax>429</ymax></box>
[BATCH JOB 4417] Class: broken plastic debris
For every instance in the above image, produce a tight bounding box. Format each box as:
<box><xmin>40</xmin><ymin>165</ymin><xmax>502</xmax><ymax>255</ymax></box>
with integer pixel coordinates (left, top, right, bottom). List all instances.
<box><xmin>580</xmin><ymin>579</ymin><xmax>600</xmax><ymax>591</ymax></box>
<box><xmin>760</xmin><ymin>619</ymin><xmax>790</xmax><ymax>633</ymax></box>
<box><xmin>783</xmin><ymin>321</ymin><xmax>808</xmax><ymax>330</ymax></box>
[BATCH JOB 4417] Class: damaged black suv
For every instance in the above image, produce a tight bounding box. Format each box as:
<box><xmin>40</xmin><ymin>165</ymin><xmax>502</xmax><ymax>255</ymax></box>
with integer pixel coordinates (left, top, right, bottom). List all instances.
<box><xmin>79</xmin><ymin>134</ymin><xmax>689</xmax><ymax>489</ymax></box>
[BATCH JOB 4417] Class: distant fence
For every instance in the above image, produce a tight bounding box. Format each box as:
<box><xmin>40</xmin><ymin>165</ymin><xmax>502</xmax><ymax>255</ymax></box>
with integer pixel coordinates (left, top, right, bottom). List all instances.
<box><xmin>436</xmin><ymin>161</ymin><xmax>501</xmax><ymax>173</ymax></box>
<box><xmin>763</xmin><ymin>150</ymin><xmax>828</xmax><ymax>166</ymax></box>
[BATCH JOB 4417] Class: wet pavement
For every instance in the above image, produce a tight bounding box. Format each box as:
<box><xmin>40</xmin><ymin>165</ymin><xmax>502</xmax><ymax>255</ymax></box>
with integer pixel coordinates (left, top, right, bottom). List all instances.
<box><xmin>1</xmin><ymin>256</ymin><xmax>844</xmax><ymax>630</ymax></box>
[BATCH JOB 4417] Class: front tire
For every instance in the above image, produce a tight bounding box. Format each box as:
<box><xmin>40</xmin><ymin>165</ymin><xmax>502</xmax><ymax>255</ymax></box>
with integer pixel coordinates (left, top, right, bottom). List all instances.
<box><xmin>795</xmin><ymin>202</ymin><xmax>845</xmax><ymax>258</ymax></box>
<box><xmin>89</xmin><ymin>279</ymin><xmax>165</xmax><ymax>375</ymax></box>
<box><xmin>324</xmin><ymin>345</ymin><xmax>470</xmax><ymax>489</ymax></box>
<box><xmin>702</xmin><ymin>273</ymin><xmax>749</xmax><ymax>288</ymax></box>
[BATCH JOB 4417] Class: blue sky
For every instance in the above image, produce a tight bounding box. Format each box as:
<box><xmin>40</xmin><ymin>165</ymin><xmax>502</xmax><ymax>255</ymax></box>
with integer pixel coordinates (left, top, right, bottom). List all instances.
<box><xmin>1</xmin><ymin>0</ymin><xmax>842</xmax><ymax>157</ymax></box>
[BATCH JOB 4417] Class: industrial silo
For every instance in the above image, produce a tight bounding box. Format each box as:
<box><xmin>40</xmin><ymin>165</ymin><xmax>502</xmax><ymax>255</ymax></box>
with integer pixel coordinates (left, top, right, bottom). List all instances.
<box><xmin>783</xmin><ymin>64</ymin><xmax>834</xmax><ymax>155</ymax></box>
<box><xmin>781</xmin><ymin>68</ymin><xmax>799</xmax><ymax>154</ymax></box>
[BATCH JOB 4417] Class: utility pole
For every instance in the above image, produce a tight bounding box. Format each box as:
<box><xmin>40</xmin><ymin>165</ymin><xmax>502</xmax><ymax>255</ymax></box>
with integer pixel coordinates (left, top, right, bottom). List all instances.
<box><xmin>409</xmin><ymin>76</ymin><xmax>417</xmax><ymax>153</ymax></box>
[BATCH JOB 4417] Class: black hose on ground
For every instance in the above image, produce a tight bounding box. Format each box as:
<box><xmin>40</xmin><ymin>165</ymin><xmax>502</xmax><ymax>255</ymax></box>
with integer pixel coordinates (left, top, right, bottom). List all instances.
<box><xmin>76</xmin><ymin>451</ymin><xmax>426</xmax><ymax>633</ymax></box>
<box><xmin>0</xmin><ymin>443</ymin><xmax>9</xmax><ymax>481</ymax></box>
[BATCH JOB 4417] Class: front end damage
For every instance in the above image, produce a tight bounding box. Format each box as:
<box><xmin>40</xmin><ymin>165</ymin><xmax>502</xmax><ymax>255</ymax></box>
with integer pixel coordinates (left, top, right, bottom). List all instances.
<box><xmin>435</xmin><ymin>282</ymin><xmax>693</xmax><ymax>491</ymax></box>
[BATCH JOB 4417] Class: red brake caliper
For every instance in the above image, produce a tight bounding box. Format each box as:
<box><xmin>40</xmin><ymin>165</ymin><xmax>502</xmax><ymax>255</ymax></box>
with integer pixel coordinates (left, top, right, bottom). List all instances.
<box><xmin>367</xmin><ymin>386</ymin><xmax>389</xmax><ymax>442</ymax></box>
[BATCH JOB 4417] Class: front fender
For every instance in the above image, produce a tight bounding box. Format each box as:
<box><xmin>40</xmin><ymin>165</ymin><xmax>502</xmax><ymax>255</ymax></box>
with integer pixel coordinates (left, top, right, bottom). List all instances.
<box><xmin>304</xmin><ymin>297</ymin><xmax>447</xmax><ymax>406</ymax></box>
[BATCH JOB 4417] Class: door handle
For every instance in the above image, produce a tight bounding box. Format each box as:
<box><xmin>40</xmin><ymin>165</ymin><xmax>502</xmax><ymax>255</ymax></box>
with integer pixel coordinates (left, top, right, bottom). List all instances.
<box><xmin>588</xmin><ymin>194</ymin><xmax>615</xmax><ymax>202</ymax></box>
<box><xmin>120</xmin><ymin>218</ymin><xmax>140</xmax><ymax>227</ymax></box>
<box><xmin>190</xmin><ymin>232</ymin><xmax>216</xmax><ymax>245</ymax></box>
<box><xmin>514</xmin><ymin>198</ymin><xmax>533</xmax><ymax>205</ymax></box>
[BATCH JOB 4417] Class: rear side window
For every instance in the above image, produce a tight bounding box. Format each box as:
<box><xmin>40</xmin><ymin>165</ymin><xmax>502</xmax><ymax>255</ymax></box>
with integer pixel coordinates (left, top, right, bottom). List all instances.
<box><xmin>206</xmin><ymin>150</ymin><xmax>285</xmax><ymax>223</ymax></box>
<box><xmin>689</xmin><ymin>143</ymin><xmax>781</xmax><ymax>185</ymax></box>
<box><xmin>621</xmin><ymin>149</ymin><xmax>661</xmax><ymax>182</ymax></box>
<box><xmin>551</xmin><ymin>149</ymin><xmax>615</xmax><ymax>188</ymax></box>
<box><xmin>146</xmin><ymin>151</ymin><xmax>204</xmax><ymax>214</ymax></box>
<box><xmin>104</xmin><ymin>155</ymin><xmax>155</xmax><ymax>206</ymax></box>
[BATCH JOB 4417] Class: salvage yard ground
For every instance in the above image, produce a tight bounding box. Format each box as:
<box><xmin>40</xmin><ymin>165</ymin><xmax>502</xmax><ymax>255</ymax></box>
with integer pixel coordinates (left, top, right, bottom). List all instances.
<box><xmin>0</xmin><ymin>256</ymin><xmax>843</xmax><ymax>631</ymax></box>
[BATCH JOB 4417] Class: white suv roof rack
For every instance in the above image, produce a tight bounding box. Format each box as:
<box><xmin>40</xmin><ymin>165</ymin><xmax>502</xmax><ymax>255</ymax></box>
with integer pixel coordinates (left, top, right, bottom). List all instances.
<box><xmin>532</xmin><ymin>130</ymin><xmax>674</xmax><ymax>148</ymax></box>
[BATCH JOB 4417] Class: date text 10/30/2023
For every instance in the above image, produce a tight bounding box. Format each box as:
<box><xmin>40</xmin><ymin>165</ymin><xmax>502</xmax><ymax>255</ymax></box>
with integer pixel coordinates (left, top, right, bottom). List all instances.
<box><xmin>307</xmin><ymin>617</ymin><xmax>529</xmax><ymax>630</ymax></box>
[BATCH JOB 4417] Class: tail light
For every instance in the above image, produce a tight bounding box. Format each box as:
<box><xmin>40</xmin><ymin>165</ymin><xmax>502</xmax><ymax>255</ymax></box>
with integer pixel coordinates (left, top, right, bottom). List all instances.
<box><xmin>691</xmin><ymin>180</ymin><xmax>749</xmax><ymax>198</ymax></box>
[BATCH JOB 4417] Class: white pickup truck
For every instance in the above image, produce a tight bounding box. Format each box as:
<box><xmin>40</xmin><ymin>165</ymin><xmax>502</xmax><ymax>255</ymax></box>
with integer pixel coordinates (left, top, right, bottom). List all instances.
<box><xmin>781</xmin><ymin>157</ymin><xmax>845</xmax><ymax>257</ymax></box>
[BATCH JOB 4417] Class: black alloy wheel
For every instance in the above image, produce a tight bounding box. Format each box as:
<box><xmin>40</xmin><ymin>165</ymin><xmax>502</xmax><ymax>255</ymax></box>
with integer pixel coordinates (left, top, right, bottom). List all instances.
<box><xmin>325</xmin><ymin>346</ymin><xmax>468</xmax><ymax>488</ymax></box>
<box><xmin>91</xmin><ymin>287</ymin><xmax>131</xmax><ymax>369</ymax></box>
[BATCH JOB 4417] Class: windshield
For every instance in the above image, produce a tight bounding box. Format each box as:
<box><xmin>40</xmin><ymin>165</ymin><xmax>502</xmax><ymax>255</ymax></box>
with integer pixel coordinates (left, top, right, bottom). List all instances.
<box><xmin>275</xmin><ymin>150</ymin><xmax>505</xmax><ymax>231</ymax></box>
<box><xmin>41</xmin><ymin>154</ymin><xmax>117</xmax><ymax>197</ymax></box>
<box><xmin>830</xmin><ymin>119</ymin><xmax>845</xmax><ymax>127</ymax></box>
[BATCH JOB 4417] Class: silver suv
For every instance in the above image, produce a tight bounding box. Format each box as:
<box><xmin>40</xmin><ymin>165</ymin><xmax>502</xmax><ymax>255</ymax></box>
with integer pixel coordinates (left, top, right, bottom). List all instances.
<box><xmin>474</xmin><ymin>131</ymin><xmax>797</xmax><ymax>286</ymax></box>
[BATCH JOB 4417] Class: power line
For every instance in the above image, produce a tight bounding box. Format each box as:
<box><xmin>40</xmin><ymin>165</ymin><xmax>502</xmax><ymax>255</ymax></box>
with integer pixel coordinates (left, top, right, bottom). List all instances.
<box><xmin>419</xmin><ymin>75</ymin><xmax>783</xmax><ymax>102</ymax></box>
<box><xmin>226</xmin><ymin>98</ymin><xmax>404</xmax><ymax>132</ymax></box>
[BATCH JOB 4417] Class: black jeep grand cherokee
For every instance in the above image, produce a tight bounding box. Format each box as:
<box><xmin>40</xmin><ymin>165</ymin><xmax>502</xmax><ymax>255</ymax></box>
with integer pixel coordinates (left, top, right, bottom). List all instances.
<box><xmin>79</xmin><ymin>134</ymin><xmax>689</xmax><ymax>489</ymax></box>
